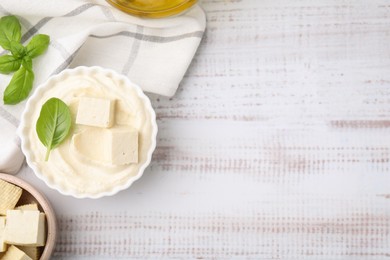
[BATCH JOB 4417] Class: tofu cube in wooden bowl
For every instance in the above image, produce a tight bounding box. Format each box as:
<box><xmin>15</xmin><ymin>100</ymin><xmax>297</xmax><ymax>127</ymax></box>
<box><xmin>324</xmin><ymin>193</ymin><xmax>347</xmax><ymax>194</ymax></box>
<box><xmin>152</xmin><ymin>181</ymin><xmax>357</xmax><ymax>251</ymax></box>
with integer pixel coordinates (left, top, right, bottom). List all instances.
<box><xmin>0</xmin><ymin>173</ymin><xmax>57</xmax><ymax>260</ymax></box>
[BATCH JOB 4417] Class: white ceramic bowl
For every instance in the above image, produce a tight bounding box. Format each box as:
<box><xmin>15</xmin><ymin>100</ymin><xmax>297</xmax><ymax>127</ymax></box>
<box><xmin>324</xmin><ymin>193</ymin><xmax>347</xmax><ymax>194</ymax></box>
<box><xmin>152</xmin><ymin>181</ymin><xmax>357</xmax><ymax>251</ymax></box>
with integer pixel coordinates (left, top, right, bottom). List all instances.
<box><xmin>18</xmin><ymin>66</ymin><xmax>158</xmax><ymax>199</ymax></box>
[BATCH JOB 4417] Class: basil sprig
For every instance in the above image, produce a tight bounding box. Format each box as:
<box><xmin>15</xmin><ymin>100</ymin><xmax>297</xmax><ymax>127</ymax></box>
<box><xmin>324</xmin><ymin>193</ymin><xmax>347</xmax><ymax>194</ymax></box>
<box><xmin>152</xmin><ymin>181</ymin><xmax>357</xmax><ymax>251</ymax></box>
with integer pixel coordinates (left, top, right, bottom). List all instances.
<box><xmin>36</xmin><ymin>98</ymin><xmax>72</xmax><ymax>161</ymax></box>
<box><xmin>0</xmin><ymin>15</ymin><xmax>50</xmax><ymax>105</ymax></box>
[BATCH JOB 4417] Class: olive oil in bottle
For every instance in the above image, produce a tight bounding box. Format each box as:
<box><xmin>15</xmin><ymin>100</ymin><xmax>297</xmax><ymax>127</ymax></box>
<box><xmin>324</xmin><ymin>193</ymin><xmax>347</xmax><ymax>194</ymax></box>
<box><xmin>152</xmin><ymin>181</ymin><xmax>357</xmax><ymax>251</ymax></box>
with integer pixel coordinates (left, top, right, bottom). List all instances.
<box><xmin>107</xmin><ymin>0</ymin><xmax>197</xmax><ymax>18</ymax></box>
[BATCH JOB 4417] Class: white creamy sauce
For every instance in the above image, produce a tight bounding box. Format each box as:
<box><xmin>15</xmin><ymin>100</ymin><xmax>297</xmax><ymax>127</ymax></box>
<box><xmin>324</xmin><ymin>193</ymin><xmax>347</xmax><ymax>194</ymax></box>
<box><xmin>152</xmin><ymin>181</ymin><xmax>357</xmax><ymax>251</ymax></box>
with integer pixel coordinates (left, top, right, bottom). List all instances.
<box><xmin>27</xmin><ymin>73</ymin><xmax>153</xmax><ymax>195</ymax></box>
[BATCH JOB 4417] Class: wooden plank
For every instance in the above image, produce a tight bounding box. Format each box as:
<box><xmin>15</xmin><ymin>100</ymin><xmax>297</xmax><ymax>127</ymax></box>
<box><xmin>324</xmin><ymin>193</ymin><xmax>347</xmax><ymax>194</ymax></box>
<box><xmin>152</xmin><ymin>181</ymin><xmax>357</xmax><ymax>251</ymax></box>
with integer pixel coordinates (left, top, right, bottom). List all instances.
<box><xmin>36</xmin><ymin>0</ymin><xmax>390</xmax><ymax>258</ymax></box>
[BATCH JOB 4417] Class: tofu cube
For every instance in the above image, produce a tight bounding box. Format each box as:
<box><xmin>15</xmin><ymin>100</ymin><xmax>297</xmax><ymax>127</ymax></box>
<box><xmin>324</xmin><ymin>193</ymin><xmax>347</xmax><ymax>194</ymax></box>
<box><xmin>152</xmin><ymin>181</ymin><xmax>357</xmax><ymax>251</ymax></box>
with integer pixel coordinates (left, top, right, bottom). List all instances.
<box><xmin>4</xmin><ymin>210</ymin><xmax>46</xmax><ymax>247</ymax></box>
<box><xmin>109</xmin><ymin>127</ymin><xmax>138</xmax><ymax>165</ymax></box>
<box><xmin>18</xmin><ymin>246</ymin><xmax>42</xmax><ymax>260</ymax></box>
<box><xmin>15</xmin><ymin>204</ymin><xmax>39</xmax><ymax>211</ymax></box>
<box><xmin>0</xmin><ymin>217</ymin><xmax>7</xmax><ymax>252</ymax></box>
<box><xmin>0</xmin><ymin>179</ymin><xmax>23</xmax><ymax>215</ymax></box>
<box><xmin>1</xmin><ymin>245</ymin><xmax>32</xmax><ymax>260</ymax></box>
<box><xmin>76</xmin><ymin>97</ymin><xmax>115</xmax><ymax>128</ymax></box>
<box><xmin>71</xmin><ymin>127</ymin><xmax>138</xmax><ymax>165</ymax></box>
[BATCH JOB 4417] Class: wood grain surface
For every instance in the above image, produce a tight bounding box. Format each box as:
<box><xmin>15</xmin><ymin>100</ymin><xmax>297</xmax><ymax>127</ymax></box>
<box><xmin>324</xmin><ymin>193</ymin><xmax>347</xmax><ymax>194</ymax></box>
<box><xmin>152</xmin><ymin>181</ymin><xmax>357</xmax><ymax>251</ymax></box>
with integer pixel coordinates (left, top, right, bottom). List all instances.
<box><xmin>18</xmin><ymin>0</ymin><xmax>390</xmax><ymax>259</ymax></box>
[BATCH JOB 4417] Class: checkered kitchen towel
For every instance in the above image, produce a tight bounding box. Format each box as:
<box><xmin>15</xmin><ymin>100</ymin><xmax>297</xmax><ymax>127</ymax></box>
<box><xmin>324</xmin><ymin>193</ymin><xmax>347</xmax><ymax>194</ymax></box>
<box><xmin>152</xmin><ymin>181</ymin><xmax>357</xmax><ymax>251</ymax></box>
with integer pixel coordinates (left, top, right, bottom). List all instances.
<box><xmin>0</xmin><ymin>0</ymin><xmax>206</xmax><ymax>174</ymax></box>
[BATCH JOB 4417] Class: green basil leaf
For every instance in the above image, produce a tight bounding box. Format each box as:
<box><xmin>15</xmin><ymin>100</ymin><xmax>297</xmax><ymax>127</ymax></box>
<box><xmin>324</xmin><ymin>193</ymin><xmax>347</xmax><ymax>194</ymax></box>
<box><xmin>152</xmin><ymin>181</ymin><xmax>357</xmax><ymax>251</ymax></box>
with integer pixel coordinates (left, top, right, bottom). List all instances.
<box><xmin>0</xmin><ymin>55</ymin><xmax>21</xmax><ymax>74</ymax></box>
<box><xmin>10</xmin><ymin>41</ymin><xmax>26</xmax><ymax>58</ymax></box>
<box><xmin>36</xmin><ymin>97</ymin><xmax>72</xmax><ymax>161</ymax></box>
<box><xmin>26</xmin><ymin>34</ymin><xmax>50</xmax><ymax>58</ymax></box>
<box><xmin>3</xmin><ymin>66</ymin><xmax>34</xmax><ymax>105</ymax></box>
<box><xmin>0</xmin><ymin>16</ymin><xmax>21</xmax><ymax>50</ymax></box>
<box><xmin>22</xmin><ymin>55</ymin><xmax>32</xmax><ymax>71</ymax></box>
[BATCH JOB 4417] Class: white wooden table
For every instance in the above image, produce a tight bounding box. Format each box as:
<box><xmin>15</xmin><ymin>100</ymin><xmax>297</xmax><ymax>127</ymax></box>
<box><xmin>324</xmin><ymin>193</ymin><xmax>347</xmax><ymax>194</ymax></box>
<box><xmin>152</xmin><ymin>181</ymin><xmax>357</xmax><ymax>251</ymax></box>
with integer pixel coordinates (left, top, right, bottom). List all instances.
<box><xmin>16</xmin><ymin>0</ymin><xmax>390</xmax><ymax>259</ymax></box>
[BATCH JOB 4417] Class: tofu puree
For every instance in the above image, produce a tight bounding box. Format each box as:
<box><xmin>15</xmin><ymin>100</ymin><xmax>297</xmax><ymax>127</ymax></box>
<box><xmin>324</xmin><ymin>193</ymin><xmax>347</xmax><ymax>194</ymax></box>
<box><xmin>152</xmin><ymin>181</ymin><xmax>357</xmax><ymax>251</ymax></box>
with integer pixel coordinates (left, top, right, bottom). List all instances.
<box><xmin>27</xmin><ymin>72</ymin><xmax>153</xmax><ymax>195</ymax></box>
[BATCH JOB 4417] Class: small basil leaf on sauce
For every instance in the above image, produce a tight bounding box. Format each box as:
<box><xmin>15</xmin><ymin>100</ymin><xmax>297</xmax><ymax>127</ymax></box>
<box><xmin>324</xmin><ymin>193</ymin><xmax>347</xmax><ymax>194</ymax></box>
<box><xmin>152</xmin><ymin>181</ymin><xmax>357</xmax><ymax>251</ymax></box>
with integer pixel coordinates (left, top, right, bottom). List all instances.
<box><xmin>36</xmin><ymin>97</ymin><xmax>72</xmax><ymax>161</ymax></box>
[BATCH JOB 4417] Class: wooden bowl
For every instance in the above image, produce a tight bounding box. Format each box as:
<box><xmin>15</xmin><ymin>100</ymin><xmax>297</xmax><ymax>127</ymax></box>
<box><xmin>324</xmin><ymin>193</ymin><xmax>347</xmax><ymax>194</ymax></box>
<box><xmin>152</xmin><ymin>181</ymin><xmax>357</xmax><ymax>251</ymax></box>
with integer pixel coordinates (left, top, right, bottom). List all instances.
<box><xmin>0</xmin><ymin>173</ymin><xmax>57</xmax><ymax>260</ymax></box>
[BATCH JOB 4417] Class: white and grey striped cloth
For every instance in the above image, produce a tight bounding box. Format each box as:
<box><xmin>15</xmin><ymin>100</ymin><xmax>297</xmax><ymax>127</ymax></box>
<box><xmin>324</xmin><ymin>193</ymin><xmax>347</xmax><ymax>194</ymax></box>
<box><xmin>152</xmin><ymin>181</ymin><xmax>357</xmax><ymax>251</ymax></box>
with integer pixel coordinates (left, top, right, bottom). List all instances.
<box><xmin>0</xmin><ymin>0</ymin><xmax>205</xmax><ymax>174</ymax></box>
